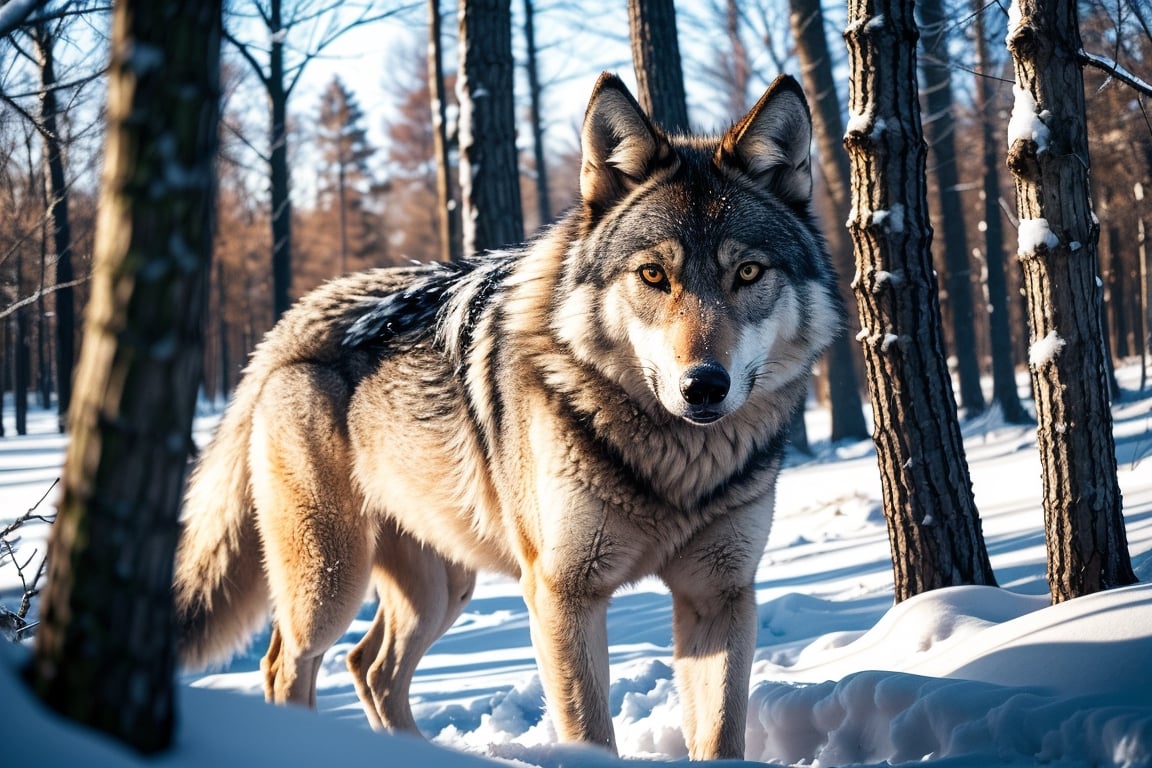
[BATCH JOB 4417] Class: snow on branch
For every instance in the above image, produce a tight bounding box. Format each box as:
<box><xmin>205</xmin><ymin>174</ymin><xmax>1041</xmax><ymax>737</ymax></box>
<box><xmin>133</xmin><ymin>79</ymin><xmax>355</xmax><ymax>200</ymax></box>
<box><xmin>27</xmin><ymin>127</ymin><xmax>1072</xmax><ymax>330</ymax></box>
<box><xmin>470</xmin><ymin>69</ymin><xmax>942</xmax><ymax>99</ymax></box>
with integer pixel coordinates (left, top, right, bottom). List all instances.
<box><xmin>1079</xmin><ymin>50</ymin><xmax>1152</xmax><ymax>98</ymax></box>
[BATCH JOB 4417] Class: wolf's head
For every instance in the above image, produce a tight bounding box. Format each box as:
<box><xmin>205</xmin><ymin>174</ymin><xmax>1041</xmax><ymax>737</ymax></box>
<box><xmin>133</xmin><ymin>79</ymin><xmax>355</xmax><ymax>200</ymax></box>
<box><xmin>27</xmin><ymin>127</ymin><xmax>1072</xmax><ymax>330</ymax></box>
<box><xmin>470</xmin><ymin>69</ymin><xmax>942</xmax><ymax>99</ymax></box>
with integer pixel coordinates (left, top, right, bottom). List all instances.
<box><xmin>553</xmin><ymin>73</ymin><xmax>843</xmax><ymax>427</ymax></box>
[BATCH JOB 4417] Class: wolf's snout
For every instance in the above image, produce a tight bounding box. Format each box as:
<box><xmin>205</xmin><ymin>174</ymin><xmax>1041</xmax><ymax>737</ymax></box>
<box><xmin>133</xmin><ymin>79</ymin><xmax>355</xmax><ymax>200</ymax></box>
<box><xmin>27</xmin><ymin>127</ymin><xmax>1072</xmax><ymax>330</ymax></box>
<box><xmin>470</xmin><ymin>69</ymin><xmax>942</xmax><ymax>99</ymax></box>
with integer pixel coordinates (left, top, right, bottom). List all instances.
<box><xmin>680</xmin><ymin>363</ymin><xmax>730</xmax><ymax>406</ymax></box>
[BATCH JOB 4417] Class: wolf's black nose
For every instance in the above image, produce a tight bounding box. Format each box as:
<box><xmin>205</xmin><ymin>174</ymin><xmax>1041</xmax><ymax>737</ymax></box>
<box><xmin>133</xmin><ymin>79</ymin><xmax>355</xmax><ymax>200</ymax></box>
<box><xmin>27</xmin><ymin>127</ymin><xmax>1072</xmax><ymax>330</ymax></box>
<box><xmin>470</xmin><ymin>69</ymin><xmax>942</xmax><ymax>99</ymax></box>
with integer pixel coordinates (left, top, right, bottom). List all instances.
<box><xmin>680</xmin><ymin>363</ymin><xmax>730</xmax><ymax>406</ymax></box>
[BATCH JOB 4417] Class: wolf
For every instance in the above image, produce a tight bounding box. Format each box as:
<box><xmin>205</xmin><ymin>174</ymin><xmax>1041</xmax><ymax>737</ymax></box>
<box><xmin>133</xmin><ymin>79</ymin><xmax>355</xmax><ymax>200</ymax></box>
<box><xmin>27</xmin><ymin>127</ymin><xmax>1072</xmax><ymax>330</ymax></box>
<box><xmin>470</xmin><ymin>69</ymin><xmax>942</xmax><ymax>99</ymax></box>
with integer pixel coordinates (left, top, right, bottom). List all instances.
<box><xmin>173</xmin><ymin>71</ymin><xmax>842</xmax><ymax>760</ymax></box>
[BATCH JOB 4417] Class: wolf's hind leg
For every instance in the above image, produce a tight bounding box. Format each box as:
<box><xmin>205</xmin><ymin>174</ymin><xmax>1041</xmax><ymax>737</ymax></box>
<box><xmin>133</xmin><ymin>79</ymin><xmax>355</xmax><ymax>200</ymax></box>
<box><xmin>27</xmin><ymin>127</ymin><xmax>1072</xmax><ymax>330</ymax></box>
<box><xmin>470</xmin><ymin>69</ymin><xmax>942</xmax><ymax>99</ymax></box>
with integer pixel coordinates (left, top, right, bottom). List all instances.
<box><xmin>347</xmin><ymin>522</ymin><xmax>475</xmax><ymax>733</ymax></box>
<box><xmin>251</xmin><ymin>364</ymin><xmax>374</xmax><ymax>708</ymax></box>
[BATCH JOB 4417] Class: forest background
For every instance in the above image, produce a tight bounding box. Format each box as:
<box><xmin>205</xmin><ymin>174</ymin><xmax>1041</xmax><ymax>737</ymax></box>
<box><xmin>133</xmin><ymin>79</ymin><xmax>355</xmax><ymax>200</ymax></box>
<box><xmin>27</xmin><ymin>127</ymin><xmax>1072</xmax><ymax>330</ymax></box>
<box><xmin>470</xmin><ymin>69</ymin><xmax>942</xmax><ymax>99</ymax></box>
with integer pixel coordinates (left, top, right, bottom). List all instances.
<box><xmin>1</xmin><ymin>0</ymin><xmax>1148</xmax><ymax>429</ymax></box>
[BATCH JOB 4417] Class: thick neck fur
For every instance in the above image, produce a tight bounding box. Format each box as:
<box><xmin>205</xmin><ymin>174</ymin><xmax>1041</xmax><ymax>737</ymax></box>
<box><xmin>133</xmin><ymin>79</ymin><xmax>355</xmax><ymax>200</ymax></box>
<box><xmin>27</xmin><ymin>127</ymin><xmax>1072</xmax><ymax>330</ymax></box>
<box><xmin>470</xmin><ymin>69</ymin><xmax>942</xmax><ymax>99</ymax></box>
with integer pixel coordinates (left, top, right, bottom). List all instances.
<box><xmin>476</xmin><ymin>218</ymin><xmax>797</xmax><ymax>514</ymax></box>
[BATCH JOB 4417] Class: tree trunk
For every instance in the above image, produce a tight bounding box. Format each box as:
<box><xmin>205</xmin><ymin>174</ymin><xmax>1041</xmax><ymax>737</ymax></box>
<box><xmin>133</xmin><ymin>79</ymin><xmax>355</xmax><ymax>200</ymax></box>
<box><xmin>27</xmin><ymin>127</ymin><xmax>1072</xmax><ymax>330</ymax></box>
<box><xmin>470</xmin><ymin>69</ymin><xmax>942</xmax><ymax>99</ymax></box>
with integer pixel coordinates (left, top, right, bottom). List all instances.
<box><xmin>217</xmin><ymin>258</ymin><xmax>231</xmax><ymax>397</ymax></box>
<box><xmin>917</xmin><ymin>0</ymin><xmax>985</xmax><ymax>417</ymax></box>
<box><xmin>1005</xmin><ymin>0</ymin><xmax>1136</xmax><ymax>603</ymax></box>
<box><xmin>788</xmin><ymin>0</ymin><xmax>869</xmax><ymax>443</ymax></box>
<box><xmin>456</xmin><ymin>0</ymin><xmax>523</xmax><ymax>256</ymax></box>
<box><xmin>973</xmin><ymin>3</ymin><xmax>1029</xmax><ymax>424</ymax></box>
<box><xmin>1140</xmin><ymin>183</ymin><xmax>1148</xmax><ymax>393</ymax></box>
<box><xmin>523</xmin><ymin>0</ymin><xmax>551</xmax><ymax>228</ymax></box>
<box><xmin>428</xmin><ymin>0</ymin><xmax>460</xmax><ymax>261</ymax></box>
<box><xmin>28</xmin><ymin>0</ymin><xmax>222</xmax><ymax>752</ymax></box>
<box><xmin>843</xmin><ymin>0</ymin><xmax>997</xmax><ymax>602</ymax></box>
<box><xmin>33</xmin><ymin>22</ymin><xmax>75</xmax><ymax>429</ymax></box>
<box><xmin>627</xmin><ymin>0</ymin><xmax>689</xmax><ymax>133</ymax></box>
<box><xmin>15</xmin><ymin>249</ymin><xmax>29</xmax><ymax>435</ymax></box>
<box><xmin>269</xmin><ymin>0</ymin><xmax>292</xmax><ymax>317</ymax></box>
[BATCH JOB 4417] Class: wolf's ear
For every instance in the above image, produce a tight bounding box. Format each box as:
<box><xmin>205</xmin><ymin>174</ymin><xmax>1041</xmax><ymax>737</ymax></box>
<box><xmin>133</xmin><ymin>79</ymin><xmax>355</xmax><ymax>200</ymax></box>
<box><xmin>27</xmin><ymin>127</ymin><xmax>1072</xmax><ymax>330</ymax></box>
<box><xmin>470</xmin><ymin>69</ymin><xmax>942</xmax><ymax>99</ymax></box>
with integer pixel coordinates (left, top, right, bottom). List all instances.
<box><xmin>717</xmin><ymin>75</ymin><xmax>813</xmax><ymax>206</ymax></box>
<box><xmin>580</xmin><ymin>72</ymin><xmax>671</xmax><ymax>212</ymax></box>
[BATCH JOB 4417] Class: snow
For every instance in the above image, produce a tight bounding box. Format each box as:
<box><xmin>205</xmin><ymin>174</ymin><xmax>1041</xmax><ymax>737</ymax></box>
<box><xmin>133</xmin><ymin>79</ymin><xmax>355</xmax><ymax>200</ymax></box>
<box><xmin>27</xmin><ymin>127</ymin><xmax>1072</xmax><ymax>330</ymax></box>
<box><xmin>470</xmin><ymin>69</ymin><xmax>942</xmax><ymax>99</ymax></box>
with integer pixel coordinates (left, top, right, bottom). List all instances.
<box><xmin>3</xmin><ymin>363</ymin><xmax>1152</xmax><ymax>767</ymax></box>
<box><xmin>1007</xmin><ymin>85</ymin><xmax>1051</xmax><ymax>153</ymax></box>
<box><xmin>1028</xmin><ymin>329</ymin><xmax>1066</xmax><ymax>367</ymax></box>
<box><xmin>1017</xmin><ymin>217</ymin><xmax>1059</xmax><ymax>255</ymax></box>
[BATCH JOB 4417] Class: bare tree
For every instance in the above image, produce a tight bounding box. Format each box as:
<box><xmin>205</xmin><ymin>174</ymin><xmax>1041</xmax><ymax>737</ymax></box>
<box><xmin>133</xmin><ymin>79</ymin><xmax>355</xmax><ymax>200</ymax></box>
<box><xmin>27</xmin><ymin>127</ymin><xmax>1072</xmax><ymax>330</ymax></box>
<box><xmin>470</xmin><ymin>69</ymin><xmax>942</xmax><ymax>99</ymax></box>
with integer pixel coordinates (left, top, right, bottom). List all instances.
<box><xmin>627</xmin><ymin>0</ymin><xmax>689</xmax><ymax>132</ymax></box>
<box><xmin>788</xmin><ymin>0</ymin><xmax>870</xmax><ymax>443</ymax></box>
<box><xmin>223</xmin><ymin>0</ymin><xmax>399</xmax><ymax>318</ymax></box>
<box><xmin>31</xmin><ymin>19</ymin><xmax>77</xmax><ymax>428</ymax></box>
<box><xmin>28</xmin><ymin>0</ymin><xmax>221</xmax><ymax>753</ymax></box>
<box><xmin>428</xmin><ymin>0</ymin><xmax>460</xmax><ymax>261</ymax></box>
<box><xmin>456</xmin><ymin>0</ymin><xmax>523</xmax><ymax>255</ymax></box>
<box><xmin>843</xmin><ymin>0</ymin><xmax>997</xmax><ymax>601</ymax></box>
<box><xmin>1005</xmin><ymin>0</ymin><xmax>1136</xmax><ymax>602</ymax></box>
<box><xmin>917</xmin><ymin>0</ymin><xmax>985</xmax><ymax>418</ymax></box>
<box><xmin>971</xmin><ymin>2</ymin><xmax>1030</xmax><ymax>424</ymax></box>
<box><xmin>523</xmin><ymin>0</ymin><xmax>551</xmax><ymax>228</ymax></box>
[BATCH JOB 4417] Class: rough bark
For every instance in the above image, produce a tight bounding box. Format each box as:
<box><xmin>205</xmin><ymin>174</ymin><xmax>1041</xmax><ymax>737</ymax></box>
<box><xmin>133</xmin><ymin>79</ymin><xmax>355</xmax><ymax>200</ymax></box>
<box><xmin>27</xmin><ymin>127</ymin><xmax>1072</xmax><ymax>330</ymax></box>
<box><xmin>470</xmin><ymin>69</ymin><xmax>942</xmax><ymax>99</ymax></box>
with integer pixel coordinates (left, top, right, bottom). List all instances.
<box><xmin>627</xmin><ymin>0</ymin><xmax>689</xmax><ymax>133</ymax></box>
<box><xmin>1004</xmin><ymin>0</ymin><xmax>1136</xmax><ymax>602</ymax></box>
<box><xmin>456</xmin><ymin>0</ymin><xmax>523</xmax><ymax>255</ymax></box>
<box><xmin>788</xmin><ymin>0</ymin><xmax>870</xmax><ymax>442</ymax></box>
<box><xmin>917</xmin><ymin>0</ymin><xmax>985</xmax><ymax>417</ymax></box>
<box><xmin>28</xmin><ymin>0</ymin><xmax>221</xmax><ymax>752</ymax></box>
<box><xmin>843</xmin><ymin>0</ymin><xmax>997</xmax><ymax>602</ymax></box>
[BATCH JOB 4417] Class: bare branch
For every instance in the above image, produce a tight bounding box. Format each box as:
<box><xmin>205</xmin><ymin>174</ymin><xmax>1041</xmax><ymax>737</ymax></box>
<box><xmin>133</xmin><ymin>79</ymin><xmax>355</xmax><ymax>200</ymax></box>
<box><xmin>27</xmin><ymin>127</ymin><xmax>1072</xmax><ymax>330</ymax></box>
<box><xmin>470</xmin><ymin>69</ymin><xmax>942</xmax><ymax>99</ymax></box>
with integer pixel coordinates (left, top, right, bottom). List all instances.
<box><xmin>1</xmin><ymin>67</ymin><xmax>108</xmax><ymax>101</ymax></box>
<box><xmin>1080</xmin><ymin>49</ymin><xmax>1152</xmax><ymax>98</ymax></box>
<box><xmin>283</xmin><ymin>2</ymin><xmax>417</xmax><ymax>97</ymax></box>
<box><xmin>0</xmin><ymin>277</ymin><xmax>90</xmax><ymax>321</ymax></box>
<box><xmin>222</xmin><ymin>25</ymin><xmax>273</xmax><ymax>89</ymax></box>
<box><xmin>0</xmin><ymin>479</ymin><xmax>60</xmax><ymax>542</ymax></box>
<box><xmin>0</xmin><ymin>0</ymin><xmax>51</xmax><ymax>38</ymax></box>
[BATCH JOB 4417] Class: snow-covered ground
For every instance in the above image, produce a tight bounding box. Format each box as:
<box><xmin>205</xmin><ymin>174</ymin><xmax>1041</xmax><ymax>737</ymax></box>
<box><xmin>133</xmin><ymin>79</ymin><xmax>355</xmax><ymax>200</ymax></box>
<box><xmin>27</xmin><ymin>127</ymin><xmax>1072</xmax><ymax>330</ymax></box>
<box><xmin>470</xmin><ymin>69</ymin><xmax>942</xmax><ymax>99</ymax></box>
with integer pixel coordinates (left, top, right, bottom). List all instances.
<box><xmin>2</xmin><ymin>363</ymin><xmax>1151</xmax><ymax>767</ymax></box>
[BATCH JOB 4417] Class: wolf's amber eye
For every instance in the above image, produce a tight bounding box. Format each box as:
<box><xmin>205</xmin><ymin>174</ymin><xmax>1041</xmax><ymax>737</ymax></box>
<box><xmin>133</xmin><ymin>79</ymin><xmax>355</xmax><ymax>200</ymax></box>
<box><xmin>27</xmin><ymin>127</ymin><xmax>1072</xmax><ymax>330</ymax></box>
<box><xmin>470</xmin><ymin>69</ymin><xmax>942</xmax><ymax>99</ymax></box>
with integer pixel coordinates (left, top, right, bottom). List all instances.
<box><xmin>639</xmin><ymin>264</ymin><xmax>668</xmax><ymax>288</ymax></box>
<box><xmin>735</xmin><ymin>262</ymin><xmax>766</xmax><ymax>286</ymax></box>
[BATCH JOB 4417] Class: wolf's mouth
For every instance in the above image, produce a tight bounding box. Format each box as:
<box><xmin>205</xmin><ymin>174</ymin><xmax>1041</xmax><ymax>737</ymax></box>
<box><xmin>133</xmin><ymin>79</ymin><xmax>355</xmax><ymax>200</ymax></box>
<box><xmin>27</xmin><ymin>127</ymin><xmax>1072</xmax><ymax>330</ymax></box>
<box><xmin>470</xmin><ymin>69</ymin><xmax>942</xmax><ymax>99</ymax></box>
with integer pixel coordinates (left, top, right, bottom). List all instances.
<box><xmin>683</xmin><ymin>408</ymin><xmax>724</xmax><ymax>425</ymax></box>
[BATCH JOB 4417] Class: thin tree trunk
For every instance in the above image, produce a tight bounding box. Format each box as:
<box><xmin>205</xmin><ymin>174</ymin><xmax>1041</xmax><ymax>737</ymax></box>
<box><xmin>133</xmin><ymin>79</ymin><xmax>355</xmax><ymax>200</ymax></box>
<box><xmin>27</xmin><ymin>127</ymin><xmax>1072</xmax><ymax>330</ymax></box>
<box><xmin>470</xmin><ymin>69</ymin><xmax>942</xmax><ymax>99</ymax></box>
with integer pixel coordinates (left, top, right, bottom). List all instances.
<box><xmin>269</xmin><ymin>0</ymin><xmax>292</xmax><ymax>317</ymax></box>
<box><xmin>428</xmin><ymin>0</ymin><xmax>460</xmax><ymax>261</ymax></box>
<box><xmin>1140</xmin><ymin>184</ymin><xmax>1148</xmax><ymax>393</ymax></box>
<box><xmin>456</xmin><ymin>0</ymin><xmax>523</xmax><ymax>255</ymax></box>
<box><xmin>33</xmin><ymin>22</ymin><xmax>74</xmax><ymax>429</ymax></box>
<box><xmin>29</xmin><ymin>0</ymin><xmax>222</xmax><ymax>751</ymax></box>
<box><xmin>523</xmin><ymin>0</ymin><xmax>551</xmax><ymax>227</ymax></box>
<box><xmin>918</xmin><ymin>0</ymin><xmax>985</xmax><ymax>417</ymax></box>
<box><xmin>1005</xmin><ymin>0</ymin><xmax>1135</xmax><ymax>602</ymax></box>
<box><xmin>15</xmin><ymin>249</ymin><xmax>29</xmax><ymax>435</ymax></box>
<box><xmin>843</xmin><ymin>0</ymin><xmax>997</xmax><ymax>602</ymax></box>
<box><xmin>627</xmin><ymin>0</ymin><xmax>689</xmax><ymax>132</ymax></box>
<box><xmin>788</xmin><ymin>0</ymin><xmax>869</xmax><ymax>442</ymax></box>
<box><xmin>217</xmin><ymin>258</ymin><xmax>231</xmax><ymax>397</ymax></box>
<box><xmin>973</xmin><ymin>4</ymin><xmax>1029</xmax><ymax>424</ymax></box>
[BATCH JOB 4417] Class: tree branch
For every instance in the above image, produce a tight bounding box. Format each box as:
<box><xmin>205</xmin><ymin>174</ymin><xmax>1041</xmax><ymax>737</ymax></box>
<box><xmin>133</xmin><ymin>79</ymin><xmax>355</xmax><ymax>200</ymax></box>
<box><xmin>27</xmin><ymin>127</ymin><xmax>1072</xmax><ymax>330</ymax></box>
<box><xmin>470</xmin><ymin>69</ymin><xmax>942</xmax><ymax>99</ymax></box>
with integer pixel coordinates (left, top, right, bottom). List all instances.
<box><xmin>0</xmin><ymin>0</ymin><xmax>51</xmax><ymax>38</ymax></box>
<box><xmin>0</xmin><ymin>277</ymin><xmax>91</xmax><ymax>321</ymax></box>
<box><xmin>1080</xmin><ymin>49</ymin><xmax>1152</xmax><ymax>98</ymax></box>
<box><xmin>222</xmin><ymin>25</ymin><xmax>273</xmax><ymax>89</ymax></box>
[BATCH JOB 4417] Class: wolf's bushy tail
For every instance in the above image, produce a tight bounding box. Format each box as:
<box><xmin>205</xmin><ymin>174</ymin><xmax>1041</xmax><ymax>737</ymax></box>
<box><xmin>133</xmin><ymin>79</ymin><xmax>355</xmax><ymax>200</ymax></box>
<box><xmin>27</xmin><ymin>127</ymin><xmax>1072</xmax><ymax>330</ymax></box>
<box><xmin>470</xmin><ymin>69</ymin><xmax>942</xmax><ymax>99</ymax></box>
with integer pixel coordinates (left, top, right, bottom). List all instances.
<box><xmin>174</xmin><ymin>379</ymin><xmax>269</xmax><ymax>670</ymax></box>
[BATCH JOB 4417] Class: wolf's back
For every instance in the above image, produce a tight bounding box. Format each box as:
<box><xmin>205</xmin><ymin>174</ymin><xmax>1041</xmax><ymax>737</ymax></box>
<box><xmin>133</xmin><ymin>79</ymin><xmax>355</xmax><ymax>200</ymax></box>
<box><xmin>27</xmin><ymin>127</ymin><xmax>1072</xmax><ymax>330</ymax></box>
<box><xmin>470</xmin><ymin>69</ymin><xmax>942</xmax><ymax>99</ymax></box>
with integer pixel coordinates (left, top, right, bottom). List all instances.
<box><xmin>173</xmin><ymin>373</ymin><xmax>268</xmax><ymax>670</ymax></box>
<box><xmin>172</xmin><ymin>267</ymin><xmax>451</xmax><ymax>669</ymax></box>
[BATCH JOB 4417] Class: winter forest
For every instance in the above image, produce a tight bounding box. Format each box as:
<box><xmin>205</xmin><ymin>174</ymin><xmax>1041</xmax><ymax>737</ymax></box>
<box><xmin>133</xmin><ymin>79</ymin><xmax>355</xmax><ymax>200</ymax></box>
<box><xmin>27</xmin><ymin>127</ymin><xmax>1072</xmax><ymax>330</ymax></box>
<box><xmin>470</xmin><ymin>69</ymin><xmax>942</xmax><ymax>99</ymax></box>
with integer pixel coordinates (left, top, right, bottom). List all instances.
<box><xmin>1</xmin><ymin>0</ymin><xmax>1151</xmax><ymax>766</ymax></box>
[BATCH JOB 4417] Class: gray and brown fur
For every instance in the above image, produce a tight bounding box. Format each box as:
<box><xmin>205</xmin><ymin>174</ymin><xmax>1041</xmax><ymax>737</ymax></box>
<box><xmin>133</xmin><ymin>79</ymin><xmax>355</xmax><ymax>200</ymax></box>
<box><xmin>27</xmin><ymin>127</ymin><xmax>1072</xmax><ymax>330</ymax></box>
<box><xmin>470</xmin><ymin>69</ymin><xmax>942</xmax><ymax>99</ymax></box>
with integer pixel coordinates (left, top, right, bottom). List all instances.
<box><xmin>174</xmin><ymin>72</ymin><xmax>842</xmax><ymax>760</ymax></box>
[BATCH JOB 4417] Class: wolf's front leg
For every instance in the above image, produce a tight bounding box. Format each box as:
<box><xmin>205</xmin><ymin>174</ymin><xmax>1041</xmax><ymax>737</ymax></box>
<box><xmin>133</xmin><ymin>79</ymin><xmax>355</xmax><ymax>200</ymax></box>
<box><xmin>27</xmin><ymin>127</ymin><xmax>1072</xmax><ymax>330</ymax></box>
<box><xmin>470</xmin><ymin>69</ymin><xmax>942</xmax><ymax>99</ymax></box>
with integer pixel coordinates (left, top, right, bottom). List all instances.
<box><xmin>667</xmin><ymin>583</ymin><xmax>756</xmax><ymax>759</ymax></box>
<box><xmin>663</xmin><ymin>522</ymin><xmax>764</xmax><ymax>760</ymax></box>
<box><xmin>521</xmin><ymin>568</ymin><xmax>616</xmax><ymax>753</ymax></box>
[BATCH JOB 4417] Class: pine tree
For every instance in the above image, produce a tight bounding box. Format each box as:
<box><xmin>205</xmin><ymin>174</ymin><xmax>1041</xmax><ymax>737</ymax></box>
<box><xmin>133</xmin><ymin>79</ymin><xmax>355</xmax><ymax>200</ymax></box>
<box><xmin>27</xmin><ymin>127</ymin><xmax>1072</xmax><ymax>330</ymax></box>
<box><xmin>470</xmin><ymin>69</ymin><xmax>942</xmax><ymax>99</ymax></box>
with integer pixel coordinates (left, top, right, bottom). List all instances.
<box><xmin>317</xmin><ymin>76</ymin><xmax>375</xmax><ymax>275</ymax></box>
